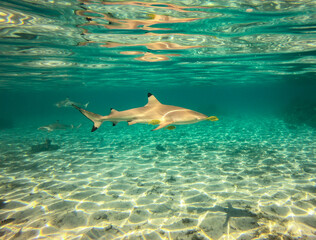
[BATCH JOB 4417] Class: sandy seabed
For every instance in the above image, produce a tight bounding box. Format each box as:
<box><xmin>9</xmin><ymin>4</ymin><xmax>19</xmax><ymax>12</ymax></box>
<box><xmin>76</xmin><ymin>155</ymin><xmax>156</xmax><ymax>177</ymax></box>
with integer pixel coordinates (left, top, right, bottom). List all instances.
<box><xmin>0</xmin><ymin>116</ymin><xmax>315</xmax><ymax>240</ymax></box>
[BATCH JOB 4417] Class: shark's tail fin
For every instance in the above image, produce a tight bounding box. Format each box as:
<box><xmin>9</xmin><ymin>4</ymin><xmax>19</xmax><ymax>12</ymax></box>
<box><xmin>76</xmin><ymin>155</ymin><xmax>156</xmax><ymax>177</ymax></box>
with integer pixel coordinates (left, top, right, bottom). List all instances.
<box><xmin>70</xmin><ymin>123</ymin><xmax>82</xmax><ymax>129</ymax></box>
<box><xmin>84</xmin><ymin>102</ymin><xmax>89</xmax><ymax>108</ymax></box>
<box><xmin>72</xmin><ymin>105</ymin><xmax>103</xmax><ymax>132</ymax></box>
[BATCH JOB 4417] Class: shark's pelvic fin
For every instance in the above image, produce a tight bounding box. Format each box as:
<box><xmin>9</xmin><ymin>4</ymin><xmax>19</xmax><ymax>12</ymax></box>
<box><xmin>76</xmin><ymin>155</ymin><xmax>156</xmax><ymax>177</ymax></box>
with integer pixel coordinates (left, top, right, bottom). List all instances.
<box><xmin>128</xmin><ymin>120</ymin><xmax>138</xmax><ymax>126</ymax></box>
<box><xmin>72</xmin><ymin>104</ymin><xmax>104</xmax><ymax>132</ymax></box>
<box><xmin>146</xmin><ymin>93</ymin><xmax>161</xmax><ymax>107</ymax></box>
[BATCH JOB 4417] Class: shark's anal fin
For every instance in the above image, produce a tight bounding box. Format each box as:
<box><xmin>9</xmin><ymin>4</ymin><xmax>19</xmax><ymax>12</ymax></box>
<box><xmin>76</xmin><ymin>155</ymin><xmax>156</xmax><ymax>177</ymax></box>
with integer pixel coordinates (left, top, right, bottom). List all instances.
<box><xmin>152</xmin><ymin>121</ymin><xmax>173</xmax><ymax>131</ymax></box>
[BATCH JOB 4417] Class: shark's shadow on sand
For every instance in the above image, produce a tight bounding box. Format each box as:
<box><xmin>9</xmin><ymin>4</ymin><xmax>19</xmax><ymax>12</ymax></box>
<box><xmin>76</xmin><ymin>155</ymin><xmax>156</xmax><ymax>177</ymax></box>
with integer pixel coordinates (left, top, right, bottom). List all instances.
<box><xmin>30</xmin><ymin>139</ymin><xmax>60</xmax><ymax>154</ymax></box>
<box><xmin>188</xmin><ymin>202</ymin><xmax>257</xmax><ymax>226</ymax></box>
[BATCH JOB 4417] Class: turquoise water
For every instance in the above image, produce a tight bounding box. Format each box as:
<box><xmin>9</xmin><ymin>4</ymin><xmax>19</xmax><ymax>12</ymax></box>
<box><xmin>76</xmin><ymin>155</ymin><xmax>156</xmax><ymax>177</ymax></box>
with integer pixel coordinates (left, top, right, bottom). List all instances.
<box><xmin>0</xmin><ymin>0</ymin><xmax>316</xmax><ymax>239</ymax></box>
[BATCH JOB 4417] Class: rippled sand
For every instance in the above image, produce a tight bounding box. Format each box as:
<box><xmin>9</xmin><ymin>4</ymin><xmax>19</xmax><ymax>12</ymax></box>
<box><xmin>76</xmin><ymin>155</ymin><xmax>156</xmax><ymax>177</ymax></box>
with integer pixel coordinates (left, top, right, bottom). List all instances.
<box><xmin>0</xmin><ymin>116</ymin><xmax>315</xmax><ymax>239</ymax></box>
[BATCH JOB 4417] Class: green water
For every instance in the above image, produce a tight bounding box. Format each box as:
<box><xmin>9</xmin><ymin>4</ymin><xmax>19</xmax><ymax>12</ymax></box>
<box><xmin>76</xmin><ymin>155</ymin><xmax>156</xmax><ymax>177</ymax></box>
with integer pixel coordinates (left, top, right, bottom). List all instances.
<box><xmin>0</xmin><ymin>0</ymin><xmax>315</xmax><ymax>239</ymax></box>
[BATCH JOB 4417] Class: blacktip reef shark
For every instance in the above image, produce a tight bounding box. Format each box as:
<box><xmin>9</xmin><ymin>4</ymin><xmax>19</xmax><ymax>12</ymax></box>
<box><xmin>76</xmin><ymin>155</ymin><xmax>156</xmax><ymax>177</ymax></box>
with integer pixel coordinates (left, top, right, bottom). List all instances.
<box><xmin>73</xmin><ymin>93</ymin><xmax>218</xmax><ymax>131</ymax></box>
<box><xmin>38</xmin><ymin>121</ymin><xmax>81</xmax><ymax>132</ymax></box>
<box><xmin>55</xmin><ymin>98</ymin><xmax>89</xmax><ymax>108</ymax></box>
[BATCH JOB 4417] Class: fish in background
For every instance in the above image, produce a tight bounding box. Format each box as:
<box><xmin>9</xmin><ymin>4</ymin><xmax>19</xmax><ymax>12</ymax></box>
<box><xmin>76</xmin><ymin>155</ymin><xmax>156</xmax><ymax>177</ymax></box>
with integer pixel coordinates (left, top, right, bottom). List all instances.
<box><xmin>73</xmin><ymin>93</ymin><xmax>218</xmax><ymax>131</ymax></box>
<box><xmin>55</xmin><ymin>98</ymin><xmax>89</xmax><ymax>108</ymax></box>
<box><xmin>38</xmin><ymin>121</ymin><xmax>81</xmax><ymax>132</ymax></box>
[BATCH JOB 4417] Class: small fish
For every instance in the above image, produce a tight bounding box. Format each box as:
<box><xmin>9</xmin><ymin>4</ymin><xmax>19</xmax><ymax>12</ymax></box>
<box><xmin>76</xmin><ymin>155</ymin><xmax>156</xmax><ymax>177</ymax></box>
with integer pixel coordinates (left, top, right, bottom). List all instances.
<box><xmin>55</xmin><ymin>98</ymin><xmax>89</xmax><ymax>108</ymax></box>
<box><xmin>0</xmin><ymin>218</ymin><xmax>15</xmax><ymax>226</ymax></box>
<box><xmin>206</xmin><ymin>116</ymin><xmax>219</xmax><ymax>121</ymax></box>
<box><xmin>38</xmin><ymin>121</ymin><xmax>81</xmax><ymax>132</ymax></box>
<box><xmin>148</xmin><ymin>119</ymin><xmax>161</xmax><ymax>125</ymax></box>
<box><xmin>165</xmin><ymin>125</ymin><xmax>176</xmax><ymax>130</ymax></box>
<box><xmin>147</xmin><ymin>13</ymin><xmax>156</xmax><ymax>19</ymax></box>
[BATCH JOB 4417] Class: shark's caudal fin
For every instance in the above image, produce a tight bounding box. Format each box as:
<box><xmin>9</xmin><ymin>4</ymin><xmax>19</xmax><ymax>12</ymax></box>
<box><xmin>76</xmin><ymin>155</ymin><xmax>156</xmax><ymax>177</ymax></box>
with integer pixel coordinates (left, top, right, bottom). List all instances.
<box><xmin>72</xmin><ymin>105</ymin><xmax>103</xmax><ymax>132</ymax></box>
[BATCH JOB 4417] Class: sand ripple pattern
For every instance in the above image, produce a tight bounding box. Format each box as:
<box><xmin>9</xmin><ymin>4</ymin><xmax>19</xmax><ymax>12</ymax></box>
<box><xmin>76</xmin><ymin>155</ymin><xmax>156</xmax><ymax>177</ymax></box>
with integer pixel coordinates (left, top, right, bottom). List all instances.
<box><xmin>0</xmin><ymin>117</ymin><xmax>315</xmax><ymax>239</ymax></box>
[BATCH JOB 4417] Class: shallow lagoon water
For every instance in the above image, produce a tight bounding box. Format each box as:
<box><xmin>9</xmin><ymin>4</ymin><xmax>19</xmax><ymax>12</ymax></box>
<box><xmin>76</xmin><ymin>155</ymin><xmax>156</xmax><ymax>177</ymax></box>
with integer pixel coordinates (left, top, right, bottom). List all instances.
<box><xmin>0</xmin><ymin>0</ymin><xmax>316</xmax><ymax>239</ymax></box>
<box><xmin>1</xmin><ymin>115</ymin><xmax>316</xmax><ymax>239</ymax></box>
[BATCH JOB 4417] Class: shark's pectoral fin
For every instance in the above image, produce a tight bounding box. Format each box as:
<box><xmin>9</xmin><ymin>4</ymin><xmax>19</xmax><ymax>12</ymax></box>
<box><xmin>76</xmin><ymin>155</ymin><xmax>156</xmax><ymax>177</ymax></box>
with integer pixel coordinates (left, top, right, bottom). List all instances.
<box><xmin>152</xmin><ymin>121</ymin><xmax>173</xmax><ymax>131</ymax></box>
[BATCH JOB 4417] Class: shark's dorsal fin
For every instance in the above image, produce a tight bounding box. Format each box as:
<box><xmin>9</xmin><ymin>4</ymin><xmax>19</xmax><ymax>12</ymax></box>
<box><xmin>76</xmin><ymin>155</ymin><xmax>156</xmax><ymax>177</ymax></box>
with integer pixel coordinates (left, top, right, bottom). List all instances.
<box><xmin>110</xmin><ymin>108</ymin><xmax>118</xmax><ymax>113</ymax></box>
<box><xmin>146</xmin><ymin>93</ymin><xmax>161</xmax><ymax>107</ymax></box>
